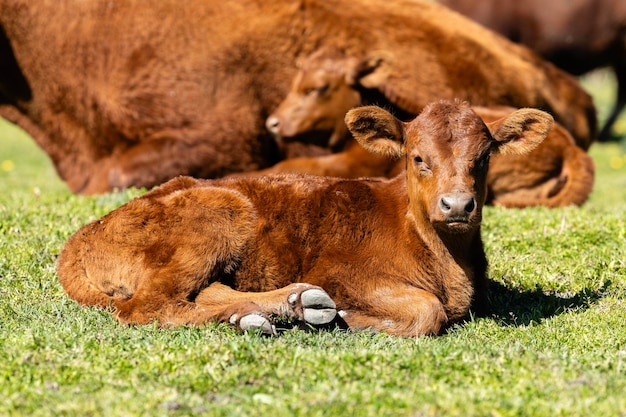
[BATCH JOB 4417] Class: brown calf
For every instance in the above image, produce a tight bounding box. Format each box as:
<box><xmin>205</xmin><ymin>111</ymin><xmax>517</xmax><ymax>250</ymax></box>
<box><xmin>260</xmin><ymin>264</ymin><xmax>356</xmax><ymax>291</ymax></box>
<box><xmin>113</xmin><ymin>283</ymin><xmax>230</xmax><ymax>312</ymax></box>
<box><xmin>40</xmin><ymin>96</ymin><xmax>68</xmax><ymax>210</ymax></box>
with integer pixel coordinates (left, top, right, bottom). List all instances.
<box><xmin>57</xmin><ymin>101</ymin><xmax>553</xmax><ymax>337</ymax></box>
<box><xmin>262</xmin><ymin>47</ymin><xmax>594</xmax><ymax>208</ymax></box>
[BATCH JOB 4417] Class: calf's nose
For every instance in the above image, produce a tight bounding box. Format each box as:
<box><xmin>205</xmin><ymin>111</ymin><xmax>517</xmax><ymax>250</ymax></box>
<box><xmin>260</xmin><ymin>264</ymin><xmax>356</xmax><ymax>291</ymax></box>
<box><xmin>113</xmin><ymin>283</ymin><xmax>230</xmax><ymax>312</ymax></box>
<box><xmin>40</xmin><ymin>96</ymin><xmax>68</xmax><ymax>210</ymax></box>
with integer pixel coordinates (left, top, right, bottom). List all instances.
<box><xmin>438</xmin><ymin>193</ymin><xmax>476</xmax><ymax>220</ymax></box>
<box><xmin>266</xmin><ymin>116</ymin><xmax>281</xmax><ymax>135</ymax></box>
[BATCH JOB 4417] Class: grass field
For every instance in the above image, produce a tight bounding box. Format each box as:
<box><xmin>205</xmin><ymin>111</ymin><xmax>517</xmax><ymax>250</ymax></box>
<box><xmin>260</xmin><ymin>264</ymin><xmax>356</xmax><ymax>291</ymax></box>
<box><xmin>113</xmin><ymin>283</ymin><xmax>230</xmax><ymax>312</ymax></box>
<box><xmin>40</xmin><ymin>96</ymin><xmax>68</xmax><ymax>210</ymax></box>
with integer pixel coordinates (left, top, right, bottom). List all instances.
<box><xmin>1</xmin><ymin>72</ymin><xmax>625</xmax><ymax>416</ymax></box>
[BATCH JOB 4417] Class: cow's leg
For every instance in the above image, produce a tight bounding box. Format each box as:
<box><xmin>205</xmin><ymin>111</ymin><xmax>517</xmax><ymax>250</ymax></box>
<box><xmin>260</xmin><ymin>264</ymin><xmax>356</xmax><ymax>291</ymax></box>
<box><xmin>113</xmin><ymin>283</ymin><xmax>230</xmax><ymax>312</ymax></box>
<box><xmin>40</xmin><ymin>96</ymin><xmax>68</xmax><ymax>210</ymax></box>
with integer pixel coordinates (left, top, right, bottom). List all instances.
<box><xmin>113</xmin><ymin>281</ymin><xmax>337</xmax><ymax>334</ymax></box>
<box><xmin>338</xmin><ymin>287</ymin><xmax>448</xmax><ymax>337</ymax></box>
<box><xmin>111</xmin><ymin>289</ymin><xmax>277</xmax><ymax>334</ymax></box>
<box><xmin>193</xmin><ymin>282</ymin><xmax>337</xmax><ymax>330</ymax></box>
<box><xmin>598</xmin><ymin>62</ymin><xmax>626</xmax><ymax>142</ymax></box>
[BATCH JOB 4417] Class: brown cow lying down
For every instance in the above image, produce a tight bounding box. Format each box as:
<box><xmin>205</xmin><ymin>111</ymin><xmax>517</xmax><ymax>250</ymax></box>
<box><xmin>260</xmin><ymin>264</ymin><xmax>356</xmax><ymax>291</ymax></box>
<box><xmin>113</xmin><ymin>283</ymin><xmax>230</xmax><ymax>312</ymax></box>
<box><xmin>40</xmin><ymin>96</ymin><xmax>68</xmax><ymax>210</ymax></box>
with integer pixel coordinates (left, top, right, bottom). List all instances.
<box><xmin>1</xmin><ymin>0</ymin><xmax>595</xmax><ymax>194</ymax></box>
<box><xmin>438</xmin><ymin>0</ymin><xmax>626</xmax><ymax>143</ymax></box>
<box><xmin>57</xmin><ymin>101</ymin><xmax>554</xmax><ymax>337</ymax></box>
<box><xmin>260</xmin><ymin>47</ymin><xmax>595</xmax><ymax>208</ymax></box>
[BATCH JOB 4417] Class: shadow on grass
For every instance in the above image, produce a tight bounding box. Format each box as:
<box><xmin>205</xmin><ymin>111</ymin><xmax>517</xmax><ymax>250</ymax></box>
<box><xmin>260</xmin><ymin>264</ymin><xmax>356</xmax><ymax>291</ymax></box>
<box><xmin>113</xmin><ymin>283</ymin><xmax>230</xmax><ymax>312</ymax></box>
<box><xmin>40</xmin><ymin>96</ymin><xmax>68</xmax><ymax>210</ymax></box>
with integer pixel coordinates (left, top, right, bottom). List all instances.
<box><xmin>485</xmin><ymin>280</ymin><xmax>611</xmax><ymax>326</ymax></box>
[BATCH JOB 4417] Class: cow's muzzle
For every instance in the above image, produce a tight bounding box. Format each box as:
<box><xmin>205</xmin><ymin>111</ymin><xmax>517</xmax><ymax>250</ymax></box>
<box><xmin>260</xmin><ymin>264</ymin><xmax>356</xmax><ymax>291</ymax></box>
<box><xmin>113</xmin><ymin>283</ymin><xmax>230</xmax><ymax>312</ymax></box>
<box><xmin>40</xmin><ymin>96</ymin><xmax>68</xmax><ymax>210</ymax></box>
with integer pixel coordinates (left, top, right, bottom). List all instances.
<box><xmin>438</xmin><ymin>193</ymin><xmax>477</xmax><ymax>223</ymax></box>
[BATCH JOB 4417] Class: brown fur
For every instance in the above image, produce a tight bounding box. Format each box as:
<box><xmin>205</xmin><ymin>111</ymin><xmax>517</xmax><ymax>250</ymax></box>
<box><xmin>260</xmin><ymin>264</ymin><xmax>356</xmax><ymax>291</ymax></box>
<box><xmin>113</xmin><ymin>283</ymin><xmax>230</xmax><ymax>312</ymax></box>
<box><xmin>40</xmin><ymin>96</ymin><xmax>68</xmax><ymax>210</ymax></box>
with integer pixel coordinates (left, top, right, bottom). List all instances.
<box><xmin>0</xmin><ymin>0</ymin><xmax>595</xmax><ymax>194</ymax></box>
<box><xmin>439</xmin><ymin>0</ymin><xmax>626</xmax><ymax>142</ymax></box>
<box><xmin>57</xmin><ymin>100</ymin><xmax>554</xmax><ymax>337</ymax></box>
<box><xmin>260</xmin><ymin>47</ymin><xmax>594</xmax><ymax>207</ymax></box>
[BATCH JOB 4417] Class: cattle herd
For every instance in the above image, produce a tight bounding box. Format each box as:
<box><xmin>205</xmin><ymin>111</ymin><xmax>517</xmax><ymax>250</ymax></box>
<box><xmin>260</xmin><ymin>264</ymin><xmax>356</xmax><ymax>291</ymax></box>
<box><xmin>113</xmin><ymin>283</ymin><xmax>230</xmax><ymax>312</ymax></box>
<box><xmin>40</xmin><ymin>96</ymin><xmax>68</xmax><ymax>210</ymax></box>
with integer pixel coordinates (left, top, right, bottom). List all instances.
<box><xmin>0</xmin><ymin>0</ymin><xmax>619</xmax><ymax>336</ymax></box>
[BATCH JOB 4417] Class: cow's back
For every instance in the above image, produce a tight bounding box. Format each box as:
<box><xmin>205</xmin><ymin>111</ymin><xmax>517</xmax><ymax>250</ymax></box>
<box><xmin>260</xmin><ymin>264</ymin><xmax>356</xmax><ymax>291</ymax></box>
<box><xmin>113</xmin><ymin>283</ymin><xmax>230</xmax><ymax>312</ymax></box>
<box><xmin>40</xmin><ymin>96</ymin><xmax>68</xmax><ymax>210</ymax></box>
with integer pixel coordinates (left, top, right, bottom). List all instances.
<box><xmin>440</xmin><ymin>0</ymin><xmax>626</xmax><ymax>74</ymax></box>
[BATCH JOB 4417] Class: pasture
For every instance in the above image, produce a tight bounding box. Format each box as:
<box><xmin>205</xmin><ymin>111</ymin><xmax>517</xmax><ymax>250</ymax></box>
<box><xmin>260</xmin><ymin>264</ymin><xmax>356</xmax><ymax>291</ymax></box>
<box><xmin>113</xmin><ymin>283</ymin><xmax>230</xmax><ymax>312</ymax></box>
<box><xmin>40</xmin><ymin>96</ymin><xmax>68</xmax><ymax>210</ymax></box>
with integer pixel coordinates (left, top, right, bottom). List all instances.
<box><xmin>0</xmin><ymin>72</ymin><xmax>625</xmax><ymax>416</ymax></box>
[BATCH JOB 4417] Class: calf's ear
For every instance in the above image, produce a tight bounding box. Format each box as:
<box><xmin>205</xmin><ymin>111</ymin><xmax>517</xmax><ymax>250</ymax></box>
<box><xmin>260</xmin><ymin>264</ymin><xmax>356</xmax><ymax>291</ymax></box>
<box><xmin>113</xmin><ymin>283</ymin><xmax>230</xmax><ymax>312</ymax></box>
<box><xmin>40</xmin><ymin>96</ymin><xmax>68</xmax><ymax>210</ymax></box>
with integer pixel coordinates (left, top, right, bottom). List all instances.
<box><xmin>345</xmin><ymin>106</ymin><xmax>405</xmax><ymax>159</ymax></box>
<box><xmin>345</xmin><ymin>53</ymin><xmax>388</xmax><ymax>87</ymax></box>
<box><xmin>487</xmin><ymin>109</ymin><xmax>554</xmax><ymax>156</ymax></box>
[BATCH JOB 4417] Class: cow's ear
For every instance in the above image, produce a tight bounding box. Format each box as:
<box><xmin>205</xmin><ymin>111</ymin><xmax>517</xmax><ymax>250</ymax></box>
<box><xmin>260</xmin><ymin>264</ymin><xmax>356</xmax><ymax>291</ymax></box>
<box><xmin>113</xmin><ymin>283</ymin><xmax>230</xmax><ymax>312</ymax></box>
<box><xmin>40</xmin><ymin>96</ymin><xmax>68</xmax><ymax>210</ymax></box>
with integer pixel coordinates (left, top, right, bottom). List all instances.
<box><xmin>345</xmin><ymin>106</ymin><xmax>405</xmax><ymax>159</ymax></box>
<box><xmin>487</xmin><ymin>108</ymin><xmax>554</xmax><ymax>156</ymax></box>
<box><xmin>345</xmin><ymin>52</ymin><xmax>392</xmax><ymax>88</ymax></box>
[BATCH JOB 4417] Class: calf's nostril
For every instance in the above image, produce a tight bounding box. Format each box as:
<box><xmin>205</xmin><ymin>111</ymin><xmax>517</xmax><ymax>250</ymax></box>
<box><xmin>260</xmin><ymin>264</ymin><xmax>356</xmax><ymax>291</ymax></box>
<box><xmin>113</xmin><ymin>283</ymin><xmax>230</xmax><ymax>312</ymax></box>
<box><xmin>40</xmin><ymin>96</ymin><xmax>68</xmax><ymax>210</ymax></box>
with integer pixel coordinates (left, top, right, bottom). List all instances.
<box><xmin>464</xmin><ymin>198</ymin><xmax>476</xmax><ymax>214</ymax></box>
<box><xmin>266</xmin><ymin>116</ymin><xmax>280</xmax><ymax>133</ymax></box>
<box><xmin>439</xmin><ymin>197</ymin><xmax>452</xmax><ymax>213</ymax></box>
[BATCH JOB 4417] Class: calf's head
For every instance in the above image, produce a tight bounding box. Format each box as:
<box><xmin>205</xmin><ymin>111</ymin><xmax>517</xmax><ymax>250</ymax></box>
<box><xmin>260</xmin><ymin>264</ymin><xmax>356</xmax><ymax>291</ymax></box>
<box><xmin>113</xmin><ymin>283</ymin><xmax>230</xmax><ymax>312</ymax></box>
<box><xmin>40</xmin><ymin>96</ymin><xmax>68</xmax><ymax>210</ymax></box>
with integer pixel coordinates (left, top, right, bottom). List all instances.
<box><xmin>345</xmin><ymin>101</ymin><xmax>554</xmax><ymax>234</ymax></box>
<box><xmin>266</xmin><ymin>47</ymin><xmax>385</xmax><ymax>149</ymax></box>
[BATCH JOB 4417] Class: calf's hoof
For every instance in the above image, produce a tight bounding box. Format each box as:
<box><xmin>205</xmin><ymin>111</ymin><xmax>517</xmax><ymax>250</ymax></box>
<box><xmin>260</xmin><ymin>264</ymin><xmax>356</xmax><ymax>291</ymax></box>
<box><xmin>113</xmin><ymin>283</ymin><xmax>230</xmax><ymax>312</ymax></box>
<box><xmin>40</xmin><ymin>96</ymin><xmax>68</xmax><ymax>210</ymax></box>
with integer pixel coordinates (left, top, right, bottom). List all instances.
<box><xmin>230</xmin><ymin>312</ymin><xmax>276</xmax><ymax>336</ymax></box>
<box><xmin>288</xmin><ymin>287</ymin><xmax>337</xmax><ymax>326</ymax></box>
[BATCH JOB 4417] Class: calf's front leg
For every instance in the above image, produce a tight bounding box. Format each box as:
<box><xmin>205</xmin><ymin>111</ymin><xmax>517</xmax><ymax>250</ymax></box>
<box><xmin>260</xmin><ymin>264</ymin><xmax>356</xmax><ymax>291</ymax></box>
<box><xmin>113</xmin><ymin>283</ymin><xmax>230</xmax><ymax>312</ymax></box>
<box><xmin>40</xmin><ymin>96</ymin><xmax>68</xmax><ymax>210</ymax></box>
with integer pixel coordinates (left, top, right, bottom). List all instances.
<box><xmin>194</xmin><ymin>282</ymin><xmax>338</xmax><ymax>334</ymax></box>
<box><xmin>338</xmin><ymin>287</ymin><xmax>448</xmax><ymax>337</ymax></box>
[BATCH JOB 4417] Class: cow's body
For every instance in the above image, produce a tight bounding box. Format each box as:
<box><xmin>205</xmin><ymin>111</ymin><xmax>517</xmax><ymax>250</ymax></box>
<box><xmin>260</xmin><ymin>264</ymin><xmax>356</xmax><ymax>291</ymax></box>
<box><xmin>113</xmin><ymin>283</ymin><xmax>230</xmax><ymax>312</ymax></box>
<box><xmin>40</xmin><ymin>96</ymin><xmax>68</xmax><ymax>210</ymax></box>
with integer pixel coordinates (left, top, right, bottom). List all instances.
<box><xmin>439</xmin><ymin>0</ymin><xmax>626</xmax><ymax>142</ymax></box>
<box><xmin>57</xmin><ymin>101</ymin><xmax>554</xmax><ymax>337</ymax></box>
<box><xmin>261</xmin><ymin>47</ymin><xmax>594</xmax><ymax>208</ymax></box>
<box><xmin>1</xmin><ymin>0</ymin><xmax>595</xmax><ymax>194</ymax></box>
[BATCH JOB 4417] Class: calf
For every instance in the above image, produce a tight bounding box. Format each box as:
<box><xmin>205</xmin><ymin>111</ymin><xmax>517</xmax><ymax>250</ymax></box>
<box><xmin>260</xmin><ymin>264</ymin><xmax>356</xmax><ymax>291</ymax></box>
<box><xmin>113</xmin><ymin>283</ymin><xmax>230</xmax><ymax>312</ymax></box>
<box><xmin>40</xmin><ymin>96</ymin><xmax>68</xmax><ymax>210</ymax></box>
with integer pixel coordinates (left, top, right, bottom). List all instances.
<box><xmin>262</xmin><ymin>47</ymin><xmax>594</xmax><ymax>208</ymax></box>
<box><xmin>57</xmin><ymin>101</ymin><xmax>553</xmax><ymax>337</ymax></box>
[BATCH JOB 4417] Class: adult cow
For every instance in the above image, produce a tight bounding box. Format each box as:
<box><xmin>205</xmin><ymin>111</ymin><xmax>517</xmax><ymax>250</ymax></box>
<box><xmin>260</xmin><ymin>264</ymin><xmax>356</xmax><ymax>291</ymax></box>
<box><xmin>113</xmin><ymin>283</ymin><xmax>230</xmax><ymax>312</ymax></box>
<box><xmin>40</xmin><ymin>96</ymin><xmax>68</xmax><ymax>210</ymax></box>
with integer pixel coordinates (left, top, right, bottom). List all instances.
<box><xmin>439</xmin><ymin>0</ymin><xmax>626</xmax><ymax>142</ymax></box>
<box><xmin>57</xmin><ymin>100</ymin><xmax>554</xmax><ymax>337</ymax></box>
<box><xmin>1</xmin><ymin>0</ymin><xmax>595</xmax><ymax>194</ymax></box>
<box><xmin>261</xmin><ymin>47</ymin><xmax>595</xmax><ymax>208</ymax></box>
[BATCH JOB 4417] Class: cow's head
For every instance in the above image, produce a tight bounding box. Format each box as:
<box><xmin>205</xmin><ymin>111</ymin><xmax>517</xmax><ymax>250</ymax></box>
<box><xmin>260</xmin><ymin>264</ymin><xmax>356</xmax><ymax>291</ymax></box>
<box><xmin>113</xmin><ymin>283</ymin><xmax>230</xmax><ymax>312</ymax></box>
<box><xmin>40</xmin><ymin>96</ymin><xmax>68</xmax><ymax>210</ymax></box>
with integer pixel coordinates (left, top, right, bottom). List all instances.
<box><xmin>266</xmin><ymin>46</ymin><xmax>385</xmax><ymax>149</ymax></box>
<box><xmin>345</xmin><ymin>101</ymin><xmax>554</xmax><ymax>234</ymax></box>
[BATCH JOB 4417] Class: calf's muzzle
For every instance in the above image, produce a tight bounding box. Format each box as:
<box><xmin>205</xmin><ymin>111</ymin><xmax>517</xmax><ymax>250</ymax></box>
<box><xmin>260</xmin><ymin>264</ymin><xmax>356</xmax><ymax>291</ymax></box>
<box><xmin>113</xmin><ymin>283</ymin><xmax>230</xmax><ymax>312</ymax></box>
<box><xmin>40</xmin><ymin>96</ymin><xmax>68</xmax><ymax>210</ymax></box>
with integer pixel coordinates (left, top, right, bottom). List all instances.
<box><xmin>438</xmin><ymin>193</ymin><xmax>477</xmax><ymax>222</ymax></box>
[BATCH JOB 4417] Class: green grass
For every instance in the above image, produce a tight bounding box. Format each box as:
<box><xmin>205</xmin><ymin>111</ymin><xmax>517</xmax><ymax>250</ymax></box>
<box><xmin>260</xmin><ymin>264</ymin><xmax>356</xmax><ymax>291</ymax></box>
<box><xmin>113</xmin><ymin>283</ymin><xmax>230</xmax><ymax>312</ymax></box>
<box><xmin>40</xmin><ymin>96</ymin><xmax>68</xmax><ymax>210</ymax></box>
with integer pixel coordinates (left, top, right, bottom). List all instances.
<box><xmin>1</xmin><ymin>72</ymin><xmax>625</xmax><ymax>416</ymax></box>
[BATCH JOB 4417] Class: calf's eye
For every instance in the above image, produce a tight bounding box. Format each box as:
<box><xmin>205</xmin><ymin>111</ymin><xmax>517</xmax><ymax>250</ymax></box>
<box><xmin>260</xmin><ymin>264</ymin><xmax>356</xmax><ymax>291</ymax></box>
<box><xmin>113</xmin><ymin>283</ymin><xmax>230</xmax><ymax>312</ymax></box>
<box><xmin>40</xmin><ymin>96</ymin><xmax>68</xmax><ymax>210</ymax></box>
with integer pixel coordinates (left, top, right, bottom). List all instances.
<box><xmin>414</xmin><ymin>156</ymin><xmax>431</xmax><ymax>174</ymax></box>
<box><xmin>316</xmin><ymin>84</ymin><xmax>329</xmax><ymax>95</ymax></box>
<box><xmin>304</xmin><ymin>84</ymin><xmax>329</xmax><ymax>96</ymax></box>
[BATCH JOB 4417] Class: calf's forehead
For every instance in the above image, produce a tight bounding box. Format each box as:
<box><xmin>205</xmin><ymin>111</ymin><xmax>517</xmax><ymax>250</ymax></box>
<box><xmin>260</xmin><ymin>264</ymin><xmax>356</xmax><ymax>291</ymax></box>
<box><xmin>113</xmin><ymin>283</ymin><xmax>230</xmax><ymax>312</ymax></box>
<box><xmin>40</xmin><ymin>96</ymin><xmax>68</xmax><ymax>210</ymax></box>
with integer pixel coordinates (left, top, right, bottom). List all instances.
<box><xmin>298</xmin><ymin>52</ymin><xmax>349</xmax><ymax>83</ymax></box>
<box><xmin>404</xmin><ymin>104</ymin><xmax>493</xmax><ymax>161</ymax></box>
<box><xmin>294</xmin><ymin>63</ymin><xmax>336</xmax><ymax>90</ymax></box>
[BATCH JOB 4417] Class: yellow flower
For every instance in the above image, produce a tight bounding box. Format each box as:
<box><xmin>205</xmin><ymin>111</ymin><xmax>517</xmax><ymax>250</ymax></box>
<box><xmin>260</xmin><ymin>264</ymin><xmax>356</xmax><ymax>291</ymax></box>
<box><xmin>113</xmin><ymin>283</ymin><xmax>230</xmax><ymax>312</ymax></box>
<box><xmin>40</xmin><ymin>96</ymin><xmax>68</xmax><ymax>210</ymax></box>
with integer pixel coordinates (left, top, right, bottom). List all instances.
<box><xmin>610</xmin><ymin>156</ymin><xmax>624</xmax><ymax>170</ymax></box>
<box><xmin>1</xmin><ymin>160</ymin><xmax>15</xmax><ymax>172</ymax></box>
